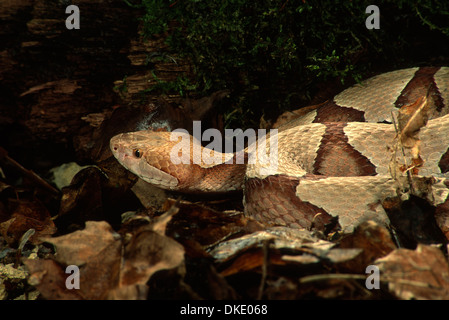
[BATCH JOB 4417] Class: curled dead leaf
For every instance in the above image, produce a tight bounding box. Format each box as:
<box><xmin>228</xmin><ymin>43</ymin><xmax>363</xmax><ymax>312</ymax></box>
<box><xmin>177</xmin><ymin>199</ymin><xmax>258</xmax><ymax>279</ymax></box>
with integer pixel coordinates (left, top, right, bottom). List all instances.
<box><xmin>26</xmin><ymin>221</ymin><xmax>122</xmax><ymax>300</ymax></box>
<box><xmin>0</xmin><ymin>199</ymin><xmax>56</xmax><ymax>245</ymax></box>
<box><xmin>24</xmin><ymin>258</ymin><xmax>83</xmax><ymax>300</ymax></box>
<box><xmin>397</xmin><ymin>95</ymin><xmax>430</xmax><ymax>143</ymax></box>
<box><xmin>108</xmin><ymin>224</ymin><xmax>185</xmax><ymax>299</ymax></box>
<box><xmin>376</xmin><ymin>244</ymin><xmax>449</xmax><ymax>299</ymax></box>
<box><xmin>390</xmin><ymin>94</ymin><xmax>430</xmax><ymax>179</ymax></box>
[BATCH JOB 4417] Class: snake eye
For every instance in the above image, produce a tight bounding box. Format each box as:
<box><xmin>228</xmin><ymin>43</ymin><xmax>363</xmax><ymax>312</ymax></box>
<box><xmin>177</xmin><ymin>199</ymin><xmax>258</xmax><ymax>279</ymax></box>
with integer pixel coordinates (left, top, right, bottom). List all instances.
<box><xmin>133</xmin><ymin>149</ymin><xmax>142</xmax><ymax>158</ymax></box>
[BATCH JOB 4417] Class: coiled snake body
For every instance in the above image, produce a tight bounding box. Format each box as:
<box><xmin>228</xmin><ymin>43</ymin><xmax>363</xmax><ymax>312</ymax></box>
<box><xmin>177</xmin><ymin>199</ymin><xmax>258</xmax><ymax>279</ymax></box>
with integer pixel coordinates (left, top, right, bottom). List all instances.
<box><xmin>111</xmin><ymin>67</ymin><xmax>449</xmax><ymax>235</ymax></box>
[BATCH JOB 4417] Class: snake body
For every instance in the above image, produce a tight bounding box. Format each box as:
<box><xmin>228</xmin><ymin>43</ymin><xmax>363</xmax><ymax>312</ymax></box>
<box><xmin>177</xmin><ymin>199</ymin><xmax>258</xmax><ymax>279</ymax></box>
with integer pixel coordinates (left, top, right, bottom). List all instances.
<box><xmin>111</xmin><ymin>67</ymin><xmax>449</xmax><ymax>234</ymax></box>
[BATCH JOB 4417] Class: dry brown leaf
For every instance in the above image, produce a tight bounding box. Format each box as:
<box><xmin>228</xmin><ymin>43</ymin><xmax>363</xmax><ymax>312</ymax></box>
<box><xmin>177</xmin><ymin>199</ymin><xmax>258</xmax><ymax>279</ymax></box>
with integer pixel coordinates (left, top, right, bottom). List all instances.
<box><xmin>209</xmin><ymin>227</ymin><xmax>332</xmax><ymax>264</ymax></box>
<box><xmin>162</xmin><ymin>198</ymin><xmax>246</xmax><ymax>246</ymax></box>
<box><xmin>45</xmin><ymin>221</ymin><xmax>121</xmax><ymax>267</ymax></box>
<box><xmin>57</xmin><ymin>167</ymin><xmax>105</xmax><ymax>221</ymax></box>
<box><xmin>220</xmin><ymin>249</ymin><xmax>284</xmax><ymax>277</ymax></box>
<box><xmin>339</xmin><ymin>220</ymin><xmax>396</xmax><ymax>272</ymax></box>
<box><xmin>23</xmin><ymin>216</ymin><xmax>189</xmax><ymax>300</ymax></box>
<box><xmin>0</xmin><ymin>199</ymin><xmax>56</xmax><ymax>245</ymax></box>
<box><xmin>109</xmin><ymin>225</ymin><xmax>185</xmax><ymax>299</ymax></box>
<box><xmin>24</xmin><ymin>258</ymin><xmax>83</xmax><ymax>300</ymax></box>
<box><xmin>376</xmin><ymin>244</ymin><xmax>449</xmax><ymax>299</ymax></box>
<box><xmin>390</xmin><ymin>94</ymin><xmax>430</xmax><ymax>180</ymax></box>
<box><xmin>383</xmin><ymin>194</ymin><xmax>447</xmax><ymax>247</ymax></box>
<box><xmin>131</xmin><ymin>178</ymin><xmax>167</xmax><ymax>211</ymax></box>
<box><xmin>209</xmin><ymin>227</ymin><xmax>338</xmax><ymax>276</ymax></box>
<box><xmin>397</xmin><ymin>95</ymin><xmax>429</xmax><ymax>147</ymax></box>
<box><xmin>149</xmin><ymin>200</ymin><xmax>179</xmax><ymax>235</ymax></box>
<box><xmin>25</xmin><ymin>221</ymin><xmax>122</xmax><ymax>300</ymax></box>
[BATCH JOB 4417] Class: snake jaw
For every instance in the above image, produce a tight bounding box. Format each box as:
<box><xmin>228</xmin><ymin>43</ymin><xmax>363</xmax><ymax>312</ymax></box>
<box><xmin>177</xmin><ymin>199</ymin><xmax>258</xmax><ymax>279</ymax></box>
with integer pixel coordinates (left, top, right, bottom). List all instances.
<box><xmin>136</xmin><ymin>160</ymin><xmax>179</xmax><ymax>189</ymax></box>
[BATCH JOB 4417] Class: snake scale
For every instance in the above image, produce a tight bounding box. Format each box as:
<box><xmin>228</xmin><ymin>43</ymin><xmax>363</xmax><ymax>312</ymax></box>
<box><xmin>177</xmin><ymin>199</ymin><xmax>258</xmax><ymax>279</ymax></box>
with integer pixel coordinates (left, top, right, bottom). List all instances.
<box><xmin>110</xmin><ymin>66</ymin><xmax>449</xmax><ymax>236</ymax></box>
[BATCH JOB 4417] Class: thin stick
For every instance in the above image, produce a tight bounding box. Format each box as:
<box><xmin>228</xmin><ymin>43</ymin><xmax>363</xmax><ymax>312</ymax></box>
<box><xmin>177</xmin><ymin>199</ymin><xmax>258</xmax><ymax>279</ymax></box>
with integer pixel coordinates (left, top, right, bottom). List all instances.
<box><xmin>257</xmin><ymin>239</ymin><xmax>271</xmax><ymax>300</ymax></box>
<box><xmin>0</xmin><ymin>146</ymin><xmax>59</xmax><ymax>195</ymax></box>
<box><xmin>389</xmin><ymin>111</ymin><xmax>417</xmax><ymax>194</ymax></box>
<box><xmin>299</xmin><ymin>273</ymin><xmax>437</xmax><ymax>289</ymax></box>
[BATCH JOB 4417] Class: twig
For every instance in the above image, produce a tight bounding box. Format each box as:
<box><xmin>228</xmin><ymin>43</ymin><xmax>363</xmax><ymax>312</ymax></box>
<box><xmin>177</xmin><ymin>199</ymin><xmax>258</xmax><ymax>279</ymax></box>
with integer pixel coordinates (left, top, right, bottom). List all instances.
<box><xmin>389</xmin><ymin>111</ymin><xmax>417</xmax><ymax>194</ymax></box>
<box><xmin>398</xmin><ymin>95</ymin><xmax>428</xmax><ymax>142</ymax></box>
<box><xmin>280</xmin><ymin>0</ymin><xmax>289</xmax><ymax>11</ymax></box>
<box><xmin>0</xmin><ymin>146</ymin><xmax>59</xmax><ymax>196</ymax></box>
<box><xmin>257</xmin><ymin>239</ymin><xmax>272</xmax><ymax>300</ymax></box>
<box><xmin>299</xmin><ymin>273</ymin><xmax>438</xmax><ymax>289</ymax></box>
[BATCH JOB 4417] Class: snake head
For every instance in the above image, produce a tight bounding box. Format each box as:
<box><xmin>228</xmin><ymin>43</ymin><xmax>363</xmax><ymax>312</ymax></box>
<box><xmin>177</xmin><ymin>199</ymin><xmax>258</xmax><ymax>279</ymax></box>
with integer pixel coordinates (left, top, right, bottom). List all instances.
<box><xmin>110</xmin><ymin>131</ymin><xmax>180</xmax><ymax>189</ymax></box>
<box><xmin>110</xmin><ymin>130</ymin><xmax>245</xmax><ymax>193</ymax></box>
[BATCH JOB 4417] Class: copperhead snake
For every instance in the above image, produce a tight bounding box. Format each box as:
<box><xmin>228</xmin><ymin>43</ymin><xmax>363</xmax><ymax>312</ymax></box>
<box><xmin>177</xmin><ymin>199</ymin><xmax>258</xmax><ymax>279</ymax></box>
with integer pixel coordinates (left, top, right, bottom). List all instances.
<box><xmin>110</xmin><ymin>66</ymin><xmax>449</xmax><ymax>236</ymax></box>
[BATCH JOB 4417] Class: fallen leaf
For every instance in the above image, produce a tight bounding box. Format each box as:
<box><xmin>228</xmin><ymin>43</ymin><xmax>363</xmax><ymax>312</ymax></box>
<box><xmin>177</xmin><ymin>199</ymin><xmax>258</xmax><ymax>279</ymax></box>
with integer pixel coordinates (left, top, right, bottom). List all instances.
<box><xmin>376</xmin><ymin>244</ymin><xmax>449</xmax><ymax>299</ymax></box>
<box><xmin>109</xmin><ymin>225</ymin><xmax>185</xmax><ymax>299</ymax></box>
<box><xmin>45</xmin><ymin>221</ymin><xmax>121</xmax><ymax>267</ymax></box>
<box><xmin>24</xmin><ymin>258</ymin><xmax>83</xmax><ymax>300</ymax></box>
<box><xmin>0</xmin><ymin>199</ymin><xmax>56</xmax><ymax>245</ymax></box>
<box><xmin>131</xmin><ymin>178</ymin><xmax>167</xmax><ymax>211</ymax></box>
<box><xmin>163</xmin><ymin>198</ymin><xmax>246</xmax><ymax>246</ymax></box>
<box><xmin>57</xmin><ymin>167</ymin><xmax>106</xmax><ymax>223</ymax></box>
<box><xmin>48</xmin><ymin>162</ymin><xmax>92</xmax><ymax>190</ymax></box>
<box><xmin>397</xmin><ymin>95</ymin><xmax>430</xmax><ymax>146</ymax></box>
<box><xmin>339</xmin><ymin>220</ymin><xmax>396</xmax><ymax>272</ymax></box>
<box><xmin>26</xmin><ymin>221</ymin><xmax>122</xmax><ymax>300</ymax></box>
<box><xmin>56</xmin><ymin>166</ymin><xmax>141</xmax><ymax>231</ymax></box>
<box><xmin>209</xmin><ymin>227</ymin><xmax>336</xmax><ymax>276</ymax></box>
<box><xmin>383</xmin><ymin>195</ymin><xmax>447</xmax><ymax>248</ymax></box>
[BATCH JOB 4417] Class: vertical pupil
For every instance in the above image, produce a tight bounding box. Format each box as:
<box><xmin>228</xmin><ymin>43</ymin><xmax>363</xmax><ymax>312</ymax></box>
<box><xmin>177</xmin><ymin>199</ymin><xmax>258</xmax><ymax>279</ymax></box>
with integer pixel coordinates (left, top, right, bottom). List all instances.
<box><xmin>134</xmin><ymin>149</ymin><xmax>141</xmax><ymax>158</ymax></box>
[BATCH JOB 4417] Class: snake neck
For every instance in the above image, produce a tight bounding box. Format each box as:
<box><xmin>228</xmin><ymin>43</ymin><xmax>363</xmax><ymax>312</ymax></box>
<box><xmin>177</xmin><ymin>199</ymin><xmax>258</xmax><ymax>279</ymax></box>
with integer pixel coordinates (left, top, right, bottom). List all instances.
<box><xmin>188</xmin><ymin>152</ymin><xmax>248</xmax><ymax>193</ymax></box>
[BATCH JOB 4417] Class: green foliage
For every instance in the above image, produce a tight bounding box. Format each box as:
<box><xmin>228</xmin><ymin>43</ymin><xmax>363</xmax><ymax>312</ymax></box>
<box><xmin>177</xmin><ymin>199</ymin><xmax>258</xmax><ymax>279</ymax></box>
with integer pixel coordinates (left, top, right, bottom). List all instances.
<box><xmin>413</xmin><ymin>1</ymin><xmax>449</xmax><ymax>36</ymax></box>
<box><xmin>126</xmin><ymin>0</ymin><xmax>449</xmax><ymax>128</ymax></box>
<box><xmin>114</xmin><ymin>75</ymin><xmax>128</xmax><ymax>95</ymax></box>
<box><xmin>145</xmin><ymin>72</ymin><xmax>197</xmax><ymax>97</ymax></box>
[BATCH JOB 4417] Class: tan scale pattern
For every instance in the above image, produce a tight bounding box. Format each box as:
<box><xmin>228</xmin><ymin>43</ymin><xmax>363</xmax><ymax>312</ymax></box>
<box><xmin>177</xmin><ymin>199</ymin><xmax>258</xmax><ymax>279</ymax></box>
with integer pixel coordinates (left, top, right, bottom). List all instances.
<box><xmin>334</xmin><ymin>68</ymin><xmax>418</xmax><ymax>122</ymax></box>
<box><xmin>419</xmin><ymin>114</ymin><xmax>449</xmax><ymax>176</ymax></box>
<box><xmin>295</xmin><ymin>176</ymin><xmax>396</xmax><ymax>232</ymax></box>
<box><xmin>434</xmin><ymin>67</ymin><xmax>449</xmax><ymax>117</ymax></box>
<box><xmin>246</xmin><ymin>123</ymin><xmax>326</xmax><ymax>179</ymax></box>
<box><xmin>343</xmin><ymin>122</ymin><xmax>395</xmax><ymax>175</ymax></box>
